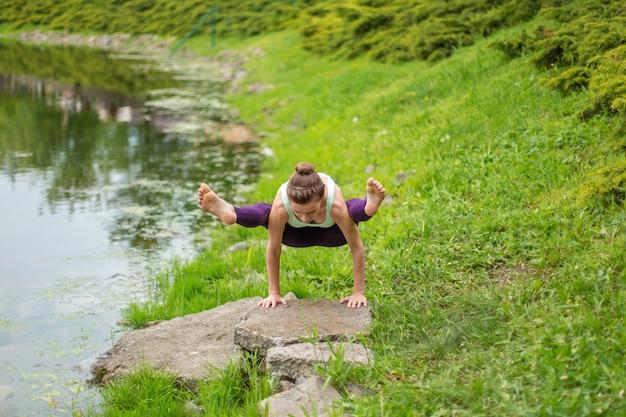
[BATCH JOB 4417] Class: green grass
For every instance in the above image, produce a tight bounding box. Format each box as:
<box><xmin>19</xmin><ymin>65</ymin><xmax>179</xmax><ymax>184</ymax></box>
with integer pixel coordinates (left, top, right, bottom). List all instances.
<box><xmin>92</xmin><ymin>364</ymin><xmax>193</xmax><ymax>416</ymax></box>
<box><xmin>198</xmin><ymin>352</ymin><xmax>276</xmax><ymax>416</ymax></box>
<box><xmin>80</xmin><ymin>24</ymin><xmax>626</xmax><ymax>417</ymax></box>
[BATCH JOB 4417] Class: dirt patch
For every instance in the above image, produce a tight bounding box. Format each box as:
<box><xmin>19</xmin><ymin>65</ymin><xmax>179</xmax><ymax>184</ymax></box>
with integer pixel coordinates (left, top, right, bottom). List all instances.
<box><xmin>488</xmin><ymin>262</ymin><xmax>541</xmax><ymax>285</ymax></box>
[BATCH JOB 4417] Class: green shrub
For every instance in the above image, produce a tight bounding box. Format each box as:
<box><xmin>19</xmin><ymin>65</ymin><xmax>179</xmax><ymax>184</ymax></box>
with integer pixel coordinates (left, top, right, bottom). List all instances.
<box><xmin>474</xmin><ymin>0</ymin><xmax>542</xmax><ymax>36</ymax></box>
<box><xmin>541</xmin><ymin>66</ymin><xmax>590</xmax><ymax>92</ymax></box>
<box><xmin>300</xmin><ymin>0</ymin><xmax>539</xmax><ymax>63</ymax></box>
<box><xmin>487</xmin><ymin>2</ymin><xmax>626</xmax><ymax>120</ymax></box>
<box><xmin>488</xmin><ymin>29</ymin><xmax>535</xmax><ymax>57</ymax></box>
<box><xmin>583</xmin><ymin>45</ymin><xmax>626</xmax><ymax>119</ymax></box>
<box><xmin>578</xmin><ymin>160</ymin><xmax>626</xmax><ymax>206</ymax></box>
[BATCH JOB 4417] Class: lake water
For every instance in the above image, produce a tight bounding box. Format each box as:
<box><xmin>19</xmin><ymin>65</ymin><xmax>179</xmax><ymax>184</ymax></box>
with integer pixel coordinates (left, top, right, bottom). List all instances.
<box><xmin>0</xmin><ymin>40</ymin><xmax>261</xmax><ymax>416</ymax></box>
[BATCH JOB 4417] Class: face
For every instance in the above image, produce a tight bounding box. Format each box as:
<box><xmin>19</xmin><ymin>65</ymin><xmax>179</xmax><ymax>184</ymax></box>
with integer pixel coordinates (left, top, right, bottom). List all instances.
<box><xmin>290</xmin><ymin>199</ymin><xmax>323</xmax><ymax>223</ymax></box>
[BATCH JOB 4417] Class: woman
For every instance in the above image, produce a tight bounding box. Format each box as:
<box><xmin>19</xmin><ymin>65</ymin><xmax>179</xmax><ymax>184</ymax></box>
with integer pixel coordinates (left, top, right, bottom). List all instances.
<box><xmin>197</xmin><ymin>162</ymin><xmax>386</xmax><ymax>309</ymax></box>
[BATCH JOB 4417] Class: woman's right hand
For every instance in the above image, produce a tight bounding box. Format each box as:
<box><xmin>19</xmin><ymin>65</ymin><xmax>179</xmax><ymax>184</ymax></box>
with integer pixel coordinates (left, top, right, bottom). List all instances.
<box><xmin>258</xmin><ymin>293</ymin><xmax>287</xmax><ymax>309</ymax></box>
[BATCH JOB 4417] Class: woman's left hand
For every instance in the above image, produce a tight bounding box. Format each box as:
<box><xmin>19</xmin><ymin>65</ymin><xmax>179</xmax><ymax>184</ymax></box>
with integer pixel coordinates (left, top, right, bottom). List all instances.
<box><xmin>340</xmin><ymin>292</ymin><xmax>367</xmax><ymax>308</ymax></box>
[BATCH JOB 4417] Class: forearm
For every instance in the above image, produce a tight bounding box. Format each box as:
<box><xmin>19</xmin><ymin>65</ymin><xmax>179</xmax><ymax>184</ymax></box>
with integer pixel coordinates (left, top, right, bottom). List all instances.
<box><xmin>266</xmin><ymin>245</ymin><xmax>281</xmax><ymax>294</ymax></box>
<box><xmin>338</xmin><ymin>216</ymin><xmax>366</xmax><ymax>295</ymax></box>
<box><xmin>351</xmin><ymin>248</ymin><xmax>366</xmax><ymax>294</ymax></box>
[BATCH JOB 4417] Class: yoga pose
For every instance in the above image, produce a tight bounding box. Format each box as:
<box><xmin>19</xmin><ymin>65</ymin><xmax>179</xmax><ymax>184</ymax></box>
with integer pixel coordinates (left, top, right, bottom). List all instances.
<box><xmin>197</xmin><ymin>162</ymin><xmax>386</xmax><ymax>309</ymax></box>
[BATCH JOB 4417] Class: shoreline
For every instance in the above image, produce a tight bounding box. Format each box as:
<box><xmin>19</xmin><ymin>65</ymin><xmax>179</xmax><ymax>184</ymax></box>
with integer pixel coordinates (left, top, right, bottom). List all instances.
<box><xmin>2</xmin><ymin>29</ymin><xmax>265</xmax><ymax>144</ymax></box>
<box><xmin>1</xmin><ymin>29</ymin><xmax>176</xmax><ymax>54</ymax></box>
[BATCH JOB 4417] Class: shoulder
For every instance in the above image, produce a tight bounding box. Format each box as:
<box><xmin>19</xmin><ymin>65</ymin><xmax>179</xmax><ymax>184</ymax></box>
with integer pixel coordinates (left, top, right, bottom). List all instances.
<box><xmin>330</xmin><ymin>182</ymin><xmax>345</xmax><ymax>205</ymax></box>
<box><xmin>330</xmin><ymin>185</ymin><xmax>349</xmax><ymax>219</ymax></box>
<box><xmin>269</xmin><ymin>190</ymin><xmax>288</xmax><ymax>223</ymax></box>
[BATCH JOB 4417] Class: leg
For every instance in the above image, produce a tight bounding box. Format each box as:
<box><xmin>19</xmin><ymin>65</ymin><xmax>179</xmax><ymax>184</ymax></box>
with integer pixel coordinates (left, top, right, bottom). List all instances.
<box><xmin>345</xmin><ymin>178</ymin><xmax>387</xmax><ymax>222</ymax></box>
<box><xmin>346</xmin><ymin>198</ymin><xmax>369</xmax><ymax>223</ymax></box>
<box><xmin>234</xmin><ymin>203</ymin><xmax>272</xmax><ymax>228</ymax></box>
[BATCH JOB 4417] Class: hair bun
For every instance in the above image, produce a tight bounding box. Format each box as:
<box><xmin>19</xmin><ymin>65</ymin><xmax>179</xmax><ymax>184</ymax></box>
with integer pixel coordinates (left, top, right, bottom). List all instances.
<box><xmin>287</xmin><ymin>162</ymin><xmax>324</xmax><ymax>204</ymax></box>
<box><xmin>295</xmin><ymin>162</ymin><xmax>316</xmax><ymax>175</ymax></box>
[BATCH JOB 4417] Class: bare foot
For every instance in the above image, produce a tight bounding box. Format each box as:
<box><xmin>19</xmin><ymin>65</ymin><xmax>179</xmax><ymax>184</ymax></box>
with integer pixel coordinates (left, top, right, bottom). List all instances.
<box><xmin>197</xmin><ymin>183</ymin><xmax>237</xmax><ymax>225</ymax></box>
<box><xmin>364</xmin><ymin>178</ymin><xmax>386</xmax><ymax>217</ymax></box>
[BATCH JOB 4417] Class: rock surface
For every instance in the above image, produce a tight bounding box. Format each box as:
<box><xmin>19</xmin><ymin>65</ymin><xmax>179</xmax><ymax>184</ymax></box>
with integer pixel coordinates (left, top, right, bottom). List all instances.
<box><xmin>235</xmin><ymin>299</ymin><xmax>372</xmax><ymax>355</ymax></box>
<box><xmin>90</xmin><ymin>296</ymin><xmax>373</xmax><ymax>416</ymax></box>
<box><xmin>266</xmin><ymin>341</ymin><xmax>373</xmax><ymax>381</ymax></box>
<box><xmin>258</xmin><ymin>375</ymin><xmax>343</xmax><ymax>417</ymax></box>
<box><xmin>90</xmin><ymin>297</ymin><xmax>261</xmax><ymax>384</ymax></box>
<box><xmin>91</xmin><ymin>297</ymin><xmax>372</xmax><ymax>385</ymax></box>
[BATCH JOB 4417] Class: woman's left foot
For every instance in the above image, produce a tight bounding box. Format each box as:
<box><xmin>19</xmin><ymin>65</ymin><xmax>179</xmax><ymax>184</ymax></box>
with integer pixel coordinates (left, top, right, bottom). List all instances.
<box><xmin>364</xmin><ymin>178</ymin><xmax>386</xmax><ymax>216</ymax></box>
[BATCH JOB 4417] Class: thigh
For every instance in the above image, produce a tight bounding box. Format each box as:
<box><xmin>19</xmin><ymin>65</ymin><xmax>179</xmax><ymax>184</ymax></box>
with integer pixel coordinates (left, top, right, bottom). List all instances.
<box><xmin>235</xmin><ymin>203</ymin><xmax>272</xmax><ymax>228</ymax></box>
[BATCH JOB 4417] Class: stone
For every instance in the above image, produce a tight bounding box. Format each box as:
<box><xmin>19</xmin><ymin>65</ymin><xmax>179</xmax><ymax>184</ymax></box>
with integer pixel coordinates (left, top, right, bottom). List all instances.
<box><xmin>234</xmin><ymin>299</ymin><xmax>372</xmax><ymax>356</ymax></box>
<box><xmin>258</xmin><ymin>375</ymin><xmax>343</xmax><ymax>417</ymax></box>
<box><xmin>184</xmin><ymin>400</ymin><xmax>204</xmax><ymax>416</ymax></box>
<box><xmin>220</xmin><ymin>124</ymin><xmax>258</xmax><ymax>143</ymax></box>
<box><xmin>227</xmin><ymin>240</ymin><xmax>253</xmax><ymax>252</ymax></box>
<box><xmin>90</xmin><ymin>297</ymin><xmax>261</xmax><ymax>384</ymax></box>
<box><xmin>278</xmin><ymin>380</ymin><xmax>296</xmax><ymax>392</ymax></box>
<box><xmin>266</xmin><ymin>341</ymin><xmax>373</xmax><ymax>381</ymax></box>
<box><xmin>90</xmin><ymin>296</ymin><xmax>375</xmax><ymax>404</ymax></box>
<box><xmin>283</xmin><ymin>291</ymin><xmax>298</xmax><ymax>301</ymax></box>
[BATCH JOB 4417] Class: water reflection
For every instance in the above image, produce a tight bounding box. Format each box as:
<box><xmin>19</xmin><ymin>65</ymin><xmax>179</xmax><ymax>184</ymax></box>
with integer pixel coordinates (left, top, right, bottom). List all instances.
<box><xmin>0</xmin><ymin>40</ymin><xmax>261</xmax><ymax>415</ymax></box>
<box><xmin>0</xmin><ymin>41</ymin><xmax>261</xmax><ymax>250</ymax></box>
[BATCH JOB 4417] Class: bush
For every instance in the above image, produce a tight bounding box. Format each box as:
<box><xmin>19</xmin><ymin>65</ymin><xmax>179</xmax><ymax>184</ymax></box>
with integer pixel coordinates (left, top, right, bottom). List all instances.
<box><xmin>583</xmin><ymin>45</ymin><xmax>626</xmax><ymax>119</ymax></box>
<box><xmin>578</xmin><ymin>160</ymin><xmax>626</xmax><ymax>206</ymax></box>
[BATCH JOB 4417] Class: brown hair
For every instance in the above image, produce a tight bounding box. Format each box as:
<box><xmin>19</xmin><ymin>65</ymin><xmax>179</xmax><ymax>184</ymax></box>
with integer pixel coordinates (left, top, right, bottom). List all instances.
<box><xmin>287</xmin><ymin>162</ymin><xmax>325</xmax><ymax>204</ymax></box>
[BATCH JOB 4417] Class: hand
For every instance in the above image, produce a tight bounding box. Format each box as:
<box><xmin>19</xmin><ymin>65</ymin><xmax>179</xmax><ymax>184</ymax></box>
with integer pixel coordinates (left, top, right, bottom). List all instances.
<box><xmin>340</xmin><ymin>292</ymin><xmax>367</xmax><ymax>308</ymax></box>
<box><xmin>258</xmin><ymin>293</ymin><xmax>287</xmax><ymax>309</ymax></box>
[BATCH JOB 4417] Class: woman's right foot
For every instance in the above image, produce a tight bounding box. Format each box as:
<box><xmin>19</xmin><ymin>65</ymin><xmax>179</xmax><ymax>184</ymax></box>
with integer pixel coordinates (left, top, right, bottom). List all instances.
<box><xmin>197</xmin><ymin>183</ymin><xmax>237</xmax><ymax>224</ymax></box>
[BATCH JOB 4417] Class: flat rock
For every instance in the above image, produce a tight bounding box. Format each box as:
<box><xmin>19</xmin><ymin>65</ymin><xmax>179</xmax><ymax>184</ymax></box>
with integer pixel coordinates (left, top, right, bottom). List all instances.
<box><xmin>266</xmin><ymin>341</ymin><xmax>373</xmax><ymax>381</ymax></box>
<box><xmin>234</xmin><ymin>299</ymin><xmax>372</xmax><ymax>355</ymax></box>
<box><xmin>90</xmin><ymin>297</ymin><xmax>261</xmax><ymax>384</ymax></box>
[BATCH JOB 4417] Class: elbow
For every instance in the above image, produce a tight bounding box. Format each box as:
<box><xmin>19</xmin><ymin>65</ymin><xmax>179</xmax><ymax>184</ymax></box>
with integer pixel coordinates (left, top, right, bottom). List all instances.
<box><xmin>349</xmin><ymin>240</ymin><xmax>365</xmax><ymax>254</ymax></box>
<box><xmin>266</xmin><ymin>244</ymin><xmax>281</xmax><ymax>259</ymax></box>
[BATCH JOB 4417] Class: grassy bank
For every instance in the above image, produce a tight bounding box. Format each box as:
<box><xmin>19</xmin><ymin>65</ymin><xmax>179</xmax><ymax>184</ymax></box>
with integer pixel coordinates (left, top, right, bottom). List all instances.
<box><xmin>89</xmin><ymin>24</ymin><xmax>625</xmax><ymax>417</ymax></box>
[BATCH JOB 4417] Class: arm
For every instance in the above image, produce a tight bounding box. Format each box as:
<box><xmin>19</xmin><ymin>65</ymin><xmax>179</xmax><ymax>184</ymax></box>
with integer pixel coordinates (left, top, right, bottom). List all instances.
<box><xmin>259</xmin><ymin>194</ymin><xmax>288</xmax><ymax>308</ymax></box>
<box><xmin>332</xmin><ymin>188</ymin><xmax>367</xmax><ymax>308</ymax></box>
